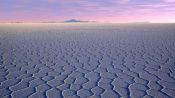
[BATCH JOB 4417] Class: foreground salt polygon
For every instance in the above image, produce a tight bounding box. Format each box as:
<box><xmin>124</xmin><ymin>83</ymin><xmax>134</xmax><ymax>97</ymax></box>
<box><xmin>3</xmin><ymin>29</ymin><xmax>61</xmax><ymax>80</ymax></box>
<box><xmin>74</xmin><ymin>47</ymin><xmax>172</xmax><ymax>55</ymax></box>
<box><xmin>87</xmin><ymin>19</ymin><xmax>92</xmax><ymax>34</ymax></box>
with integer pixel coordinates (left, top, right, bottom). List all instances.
<box><xmin>0</xmin><ymin>23</ymin><xmax>175</xmax><ymax>98</ymax></box>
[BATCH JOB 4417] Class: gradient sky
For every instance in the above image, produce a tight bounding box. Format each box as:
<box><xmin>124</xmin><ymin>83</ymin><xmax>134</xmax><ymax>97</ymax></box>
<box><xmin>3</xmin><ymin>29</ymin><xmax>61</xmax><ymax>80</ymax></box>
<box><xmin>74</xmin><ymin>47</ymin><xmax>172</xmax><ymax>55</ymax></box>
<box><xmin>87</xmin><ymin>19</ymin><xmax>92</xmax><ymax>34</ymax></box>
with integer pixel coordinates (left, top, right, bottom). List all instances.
<box><xmin>0</xmin><ymin>0</ymin><xmax>175</xmax><ymax>23</ymax></box>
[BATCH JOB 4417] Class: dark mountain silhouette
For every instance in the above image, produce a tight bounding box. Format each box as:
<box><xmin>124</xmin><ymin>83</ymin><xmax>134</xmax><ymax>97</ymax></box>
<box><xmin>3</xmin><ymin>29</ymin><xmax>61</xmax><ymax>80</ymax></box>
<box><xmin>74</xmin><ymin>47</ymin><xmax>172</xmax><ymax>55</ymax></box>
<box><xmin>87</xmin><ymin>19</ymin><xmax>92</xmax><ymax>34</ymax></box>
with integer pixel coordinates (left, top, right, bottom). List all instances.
<box><xmin>64</xmin><ymin>19</ymin><xmax>89</xmax><ymax>23</ymax></box>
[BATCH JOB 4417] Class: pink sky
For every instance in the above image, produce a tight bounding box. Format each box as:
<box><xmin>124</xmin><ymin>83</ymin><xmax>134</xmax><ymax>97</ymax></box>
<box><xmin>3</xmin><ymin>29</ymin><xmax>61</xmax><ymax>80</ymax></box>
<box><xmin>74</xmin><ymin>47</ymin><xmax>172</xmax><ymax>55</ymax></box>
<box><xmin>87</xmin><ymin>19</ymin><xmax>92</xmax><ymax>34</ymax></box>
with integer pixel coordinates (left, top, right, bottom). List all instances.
<box><xmin>0</xmin><ymin>0</ymin><xmax>175</xmax><ymax>23</ymax></box>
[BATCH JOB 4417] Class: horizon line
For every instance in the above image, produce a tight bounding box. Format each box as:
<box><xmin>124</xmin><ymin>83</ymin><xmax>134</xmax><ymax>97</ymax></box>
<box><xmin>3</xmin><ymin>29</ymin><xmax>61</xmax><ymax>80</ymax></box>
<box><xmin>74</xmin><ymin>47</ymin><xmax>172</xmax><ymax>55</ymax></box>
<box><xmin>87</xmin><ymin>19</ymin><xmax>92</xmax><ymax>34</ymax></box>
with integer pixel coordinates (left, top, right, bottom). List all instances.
<box><xmin>1</xmin><ymin>22</ymin><xmax>175</xmax><ymax>24</ymax></box>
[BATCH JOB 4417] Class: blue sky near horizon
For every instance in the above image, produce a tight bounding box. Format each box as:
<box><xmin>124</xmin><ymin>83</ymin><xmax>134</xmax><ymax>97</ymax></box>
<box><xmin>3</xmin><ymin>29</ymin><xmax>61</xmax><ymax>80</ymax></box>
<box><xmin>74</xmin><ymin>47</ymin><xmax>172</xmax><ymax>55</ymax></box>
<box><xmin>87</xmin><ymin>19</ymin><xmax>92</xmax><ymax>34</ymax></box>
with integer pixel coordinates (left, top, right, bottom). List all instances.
<box><xmin>0</xmin><ymin>0</ymin><xmax>175</xmax><ymax>23</ymax></box>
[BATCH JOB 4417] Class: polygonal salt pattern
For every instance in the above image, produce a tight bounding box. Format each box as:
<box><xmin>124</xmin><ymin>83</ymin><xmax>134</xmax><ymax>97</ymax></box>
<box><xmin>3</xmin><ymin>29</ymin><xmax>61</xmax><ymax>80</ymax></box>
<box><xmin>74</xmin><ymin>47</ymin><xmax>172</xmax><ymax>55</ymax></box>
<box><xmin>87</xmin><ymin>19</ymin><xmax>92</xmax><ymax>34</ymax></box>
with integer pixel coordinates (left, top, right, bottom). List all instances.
<box><xmin>0</xmin><ymin>24</ymin><xmax>175</xmax><ymax>98</ymax></box>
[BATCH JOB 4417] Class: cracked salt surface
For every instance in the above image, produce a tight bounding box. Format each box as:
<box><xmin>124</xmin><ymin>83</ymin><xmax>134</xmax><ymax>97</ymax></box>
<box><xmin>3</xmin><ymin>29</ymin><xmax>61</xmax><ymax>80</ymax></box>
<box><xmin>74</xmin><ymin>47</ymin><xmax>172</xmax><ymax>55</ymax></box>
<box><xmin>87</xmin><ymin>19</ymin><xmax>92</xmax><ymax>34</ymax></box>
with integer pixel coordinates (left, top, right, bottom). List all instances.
<box><xmin>0</xmin><ymin>23</ymin><xmax>175</xmax><ymax>98</ymax></box>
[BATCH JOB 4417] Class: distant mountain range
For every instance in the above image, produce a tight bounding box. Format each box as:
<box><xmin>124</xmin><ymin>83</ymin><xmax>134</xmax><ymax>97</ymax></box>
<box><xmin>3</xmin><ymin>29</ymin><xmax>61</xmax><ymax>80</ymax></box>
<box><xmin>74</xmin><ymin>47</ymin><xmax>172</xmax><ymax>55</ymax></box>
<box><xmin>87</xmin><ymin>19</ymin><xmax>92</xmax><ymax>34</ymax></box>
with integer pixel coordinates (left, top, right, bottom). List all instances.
<box><xmin>5</xmin><ymin>19</ymin><xmax>96</xmax><ymax>23</ymax></box>
<box><xmin>39</xmin><ymin>19</ymin><xmax>93</xmax><ymax>23</ymax></box>
<box><xmin>64</xmin><ymin>19</ymin><xmax>89</xmax><ymax>23</ymax></box>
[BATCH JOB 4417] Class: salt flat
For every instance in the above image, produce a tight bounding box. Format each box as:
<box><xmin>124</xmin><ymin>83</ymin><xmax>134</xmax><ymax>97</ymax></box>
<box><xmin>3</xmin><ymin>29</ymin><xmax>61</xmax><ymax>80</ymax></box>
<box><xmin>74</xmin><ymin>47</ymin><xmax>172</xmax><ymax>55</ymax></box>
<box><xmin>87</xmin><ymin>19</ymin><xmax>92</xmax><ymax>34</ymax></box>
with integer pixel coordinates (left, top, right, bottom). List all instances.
<box><xmin>0</xmin><ymin>23</ymin><xmax>175</xmax><ymax>98</ymax></box>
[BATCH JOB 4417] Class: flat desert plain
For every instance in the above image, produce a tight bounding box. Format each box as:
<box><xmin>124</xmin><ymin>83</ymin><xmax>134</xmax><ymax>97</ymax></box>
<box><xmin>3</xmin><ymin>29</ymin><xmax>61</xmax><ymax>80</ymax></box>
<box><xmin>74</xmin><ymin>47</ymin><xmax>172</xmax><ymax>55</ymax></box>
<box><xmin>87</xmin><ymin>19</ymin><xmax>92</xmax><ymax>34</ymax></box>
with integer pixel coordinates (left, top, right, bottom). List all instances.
<box><xmin>0</xmin><ymin>23</ymin><xmax>175</xmax><ymax>98</ymax></box>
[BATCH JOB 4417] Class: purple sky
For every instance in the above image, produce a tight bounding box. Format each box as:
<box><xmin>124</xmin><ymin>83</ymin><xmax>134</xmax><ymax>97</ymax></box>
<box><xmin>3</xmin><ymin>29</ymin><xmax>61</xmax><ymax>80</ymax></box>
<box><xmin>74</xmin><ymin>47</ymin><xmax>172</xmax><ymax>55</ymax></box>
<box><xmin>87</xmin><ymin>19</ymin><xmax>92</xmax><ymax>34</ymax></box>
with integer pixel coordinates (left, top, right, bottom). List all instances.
<box><xmin>0</xmin><ymin>0</ymin><xmax>175</xmax><ymax>23</ymax></box>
